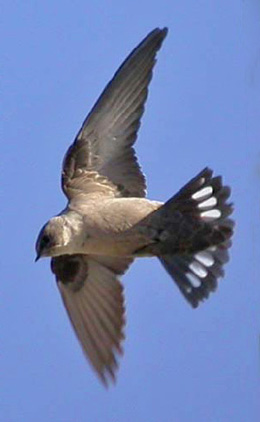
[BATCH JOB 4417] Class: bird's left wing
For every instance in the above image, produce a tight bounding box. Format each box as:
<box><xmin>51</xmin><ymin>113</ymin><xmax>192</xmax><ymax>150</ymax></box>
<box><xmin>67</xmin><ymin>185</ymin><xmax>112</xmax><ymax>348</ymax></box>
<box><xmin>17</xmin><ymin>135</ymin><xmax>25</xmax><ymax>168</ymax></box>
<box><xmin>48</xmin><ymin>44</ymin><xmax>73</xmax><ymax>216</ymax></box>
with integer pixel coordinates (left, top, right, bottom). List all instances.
<box><xmin>51</xmin><ymin>254</ymin><xmax>133</xmax><ymax>386</ymax></box>
<box><xmin>62</xmin><ymin>28</ymin><xmax>168</xmax><ymax>202</ymax></box>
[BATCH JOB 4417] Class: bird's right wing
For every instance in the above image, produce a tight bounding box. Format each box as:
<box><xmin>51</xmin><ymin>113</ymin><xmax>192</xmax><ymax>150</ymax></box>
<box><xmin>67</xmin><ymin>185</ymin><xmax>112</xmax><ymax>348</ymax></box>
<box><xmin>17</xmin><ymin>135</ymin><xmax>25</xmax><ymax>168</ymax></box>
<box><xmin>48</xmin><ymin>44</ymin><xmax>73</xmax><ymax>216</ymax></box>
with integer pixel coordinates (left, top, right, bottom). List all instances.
<box><xmin>51</xmin><ymin>254</ymin><xmax>133</xmax><ymax>386</ymax></box>
<box><xmin>62</xmin><ymin>28</ymin><xmax>168</xmax><ymax>203</ymax></box>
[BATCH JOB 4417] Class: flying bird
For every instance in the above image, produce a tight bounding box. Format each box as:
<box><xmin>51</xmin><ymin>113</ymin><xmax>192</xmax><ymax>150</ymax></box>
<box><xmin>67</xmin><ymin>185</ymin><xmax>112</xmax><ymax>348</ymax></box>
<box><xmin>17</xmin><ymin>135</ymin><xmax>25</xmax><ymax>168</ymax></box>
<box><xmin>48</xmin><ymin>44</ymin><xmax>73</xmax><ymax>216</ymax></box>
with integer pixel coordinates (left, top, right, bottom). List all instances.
<box><xmin>35</xmin><ymin>27</ymin><xmax>234</xmax><ymax>386</ymax></box>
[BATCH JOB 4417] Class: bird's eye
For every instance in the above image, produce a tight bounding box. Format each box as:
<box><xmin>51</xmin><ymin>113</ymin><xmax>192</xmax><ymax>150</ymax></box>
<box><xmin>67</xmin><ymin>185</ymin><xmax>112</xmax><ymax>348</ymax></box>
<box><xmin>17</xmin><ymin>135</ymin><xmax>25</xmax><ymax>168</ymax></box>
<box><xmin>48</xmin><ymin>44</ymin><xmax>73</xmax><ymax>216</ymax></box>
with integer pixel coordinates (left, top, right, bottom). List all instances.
<box><xmin>41</xmin><ymin>235</ymin><xmax>50</xmax><ymax>247</ymax></box>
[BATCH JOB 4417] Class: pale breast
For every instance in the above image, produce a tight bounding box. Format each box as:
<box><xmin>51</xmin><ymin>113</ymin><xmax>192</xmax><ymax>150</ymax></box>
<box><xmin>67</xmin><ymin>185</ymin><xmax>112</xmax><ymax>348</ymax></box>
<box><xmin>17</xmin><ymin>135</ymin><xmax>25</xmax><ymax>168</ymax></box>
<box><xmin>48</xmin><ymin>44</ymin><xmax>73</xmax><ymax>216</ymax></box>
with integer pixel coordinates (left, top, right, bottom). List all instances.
<box><xmin>74</xmin><ymin>197</ymin><xmax>162</xmax><ymax>256</ymax></box>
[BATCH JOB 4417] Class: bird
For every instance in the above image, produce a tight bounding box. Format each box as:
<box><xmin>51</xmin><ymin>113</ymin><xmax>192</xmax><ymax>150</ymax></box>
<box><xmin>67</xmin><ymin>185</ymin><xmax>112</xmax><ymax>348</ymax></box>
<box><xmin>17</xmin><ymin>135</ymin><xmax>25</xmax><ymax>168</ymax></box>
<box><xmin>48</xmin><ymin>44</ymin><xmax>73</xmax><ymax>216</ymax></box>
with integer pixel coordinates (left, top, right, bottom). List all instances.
<box><xmin>35</xmin><ymin>27</ymin><xmax>234</xmax><ymax>386</ymax></box>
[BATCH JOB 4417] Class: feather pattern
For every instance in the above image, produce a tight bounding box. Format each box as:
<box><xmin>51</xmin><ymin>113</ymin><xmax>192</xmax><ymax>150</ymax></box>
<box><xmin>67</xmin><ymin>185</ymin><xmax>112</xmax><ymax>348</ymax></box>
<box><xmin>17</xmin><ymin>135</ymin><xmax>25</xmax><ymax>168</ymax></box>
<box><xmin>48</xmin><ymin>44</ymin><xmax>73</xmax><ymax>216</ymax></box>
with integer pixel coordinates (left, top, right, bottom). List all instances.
<box><xmin>51</xmin><ymin>254</ymin><xmax>132</xmax><ymax>385</ymax></box>
<box><xmin>62</xmin><ymin>28</ymin><xmax>168</xmax><ymax>201</ymax></box>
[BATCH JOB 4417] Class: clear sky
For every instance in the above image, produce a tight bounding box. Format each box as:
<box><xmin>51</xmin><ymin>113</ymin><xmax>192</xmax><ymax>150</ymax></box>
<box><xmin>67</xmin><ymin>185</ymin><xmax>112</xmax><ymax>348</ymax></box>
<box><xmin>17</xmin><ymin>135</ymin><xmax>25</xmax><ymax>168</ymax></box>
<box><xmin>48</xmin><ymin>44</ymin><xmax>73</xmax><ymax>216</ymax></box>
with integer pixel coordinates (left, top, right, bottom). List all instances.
<box><xmin>1</xmin><ymin>1</ymin><xmax>260</xmax><ymax>421</ymax></box>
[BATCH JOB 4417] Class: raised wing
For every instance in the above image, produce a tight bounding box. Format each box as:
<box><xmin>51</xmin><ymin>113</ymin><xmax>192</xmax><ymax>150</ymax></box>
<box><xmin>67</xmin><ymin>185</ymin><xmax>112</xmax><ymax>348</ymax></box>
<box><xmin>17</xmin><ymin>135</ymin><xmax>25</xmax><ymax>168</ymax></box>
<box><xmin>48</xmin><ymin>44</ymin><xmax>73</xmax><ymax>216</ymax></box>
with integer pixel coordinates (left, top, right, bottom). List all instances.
<box><xmin>62</xmin><ymin>28</ymin><xmax>168</xmax><ymax>202</ymax></box>
<box><xmin>51</xmin><ymin>254</ymin><xmax>133</xmax><ymax>386</ymax></box>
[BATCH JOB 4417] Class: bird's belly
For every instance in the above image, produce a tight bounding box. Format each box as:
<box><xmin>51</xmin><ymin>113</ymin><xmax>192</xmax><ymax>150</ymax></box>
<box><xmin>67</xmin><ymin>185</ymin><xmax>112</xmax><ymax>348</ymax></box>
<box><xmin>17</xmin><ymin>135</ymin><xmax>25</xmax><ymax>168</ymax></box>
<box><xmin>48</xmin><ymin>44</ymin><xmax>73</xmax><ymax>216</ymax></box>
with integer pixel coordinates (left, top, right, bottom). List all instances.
<box><xmin>79</xmin><ymin>231</ymin><xmax>148</xmax><ymax>257</ymax></box>
<box><xmin>73</xmin><ymin>197</ymin><xmax>162</xmax><ymax>256</ymax></box>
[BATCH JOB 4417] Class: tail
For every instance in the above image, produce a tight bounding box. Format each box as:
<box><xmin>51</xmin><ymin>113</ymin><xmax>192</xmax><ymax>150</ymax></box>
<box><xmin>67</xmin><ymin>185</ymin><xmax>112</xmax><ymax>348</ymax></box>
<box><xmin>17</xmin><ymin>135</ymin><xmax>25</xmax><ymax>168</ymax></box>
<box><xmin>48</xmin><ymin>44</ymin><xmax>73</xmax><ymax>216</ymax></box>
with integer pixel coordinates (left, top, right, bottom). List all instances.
<box><xmin>138</xmin><ymin>168</ymin><xmax>234</xmax><ymax>308</ymax></box>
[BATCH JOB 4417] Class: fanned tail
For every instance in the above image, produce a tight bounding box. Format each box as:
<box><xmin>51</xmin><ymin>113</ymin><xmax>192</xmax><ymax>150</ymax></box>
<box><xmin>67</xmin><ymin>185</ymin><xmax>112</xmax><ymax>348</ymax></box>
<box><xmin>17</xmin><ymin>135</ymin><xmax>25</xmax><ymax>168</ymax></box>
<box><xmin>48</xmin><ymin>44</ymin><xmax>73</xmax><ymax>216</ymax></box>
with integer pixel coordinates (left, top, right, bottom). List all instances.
<box><xmin>135</xmin><ymin>168</ymin><xmax>234</xmax><ymax>307</ymax></box>
<box><xmin>158</xmin><ymin>168</ymin><xmax>234</xmax><ymax>307</ymax></box>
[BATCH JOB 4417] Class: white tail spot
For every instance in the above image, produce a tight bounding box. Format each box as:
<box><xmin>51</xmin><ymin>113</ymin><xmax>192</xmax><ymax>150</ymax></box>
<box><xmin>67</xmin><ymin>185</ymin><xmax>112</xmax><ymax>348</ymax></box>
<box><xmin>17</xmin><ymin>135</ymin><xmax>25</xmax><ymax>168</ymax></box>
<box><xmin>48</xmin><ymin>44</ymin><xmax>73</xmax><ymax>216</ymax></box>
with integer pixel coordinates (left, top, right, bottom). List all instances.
<box><xmin>201</xmin><ymin>209</ymin><xmax>221</xmax><ymax>220</ymax></box>
<box><xmin>208</xmin><ymin>245</ymin><xmax>217</xmax><ymax>252</ymax></box>
<box><xmin>186</xmin><ymin>272</ymin><xmax>201</xmax><ymax>288</ymax></box>
<box><xmin>189</xmin><ymin>261</ymin><xmax>208</xmax><ymax>278</ymax></box>
<box><xmin>198</xmin><ymin>196</ymin><xmax>217</xmax><ymax>209</ymax></box>
<box><xmin>195</xmin><ymin>251</ymin><xmax>214</xmax><ymax>267</ymax></box>
<box><xmin>192</xmin><ymin>185</ymin><xmax>213</xmax><ymax>200</ymax></box>
<box><xmin>186</xmin><ymin>285</ymin><xmax>192</xmax><ymax>294</ymax></box>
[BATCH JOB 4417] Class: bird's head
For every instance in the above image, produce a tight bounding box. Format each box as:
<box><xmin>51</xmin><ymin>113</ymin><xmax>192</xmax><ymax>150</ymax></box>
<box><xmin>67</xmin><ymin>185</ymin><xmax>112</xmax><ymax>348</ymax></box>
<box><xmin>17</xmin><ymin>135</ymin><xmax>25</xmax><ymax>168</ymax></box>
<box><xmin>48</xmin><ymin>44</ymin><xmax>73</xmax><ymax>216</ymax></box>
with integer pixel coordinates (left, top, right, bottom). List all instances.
<box><xmin>35</xmin><ymin>216</ymin><xmax>71</xmax><ymax>261</ymax></box>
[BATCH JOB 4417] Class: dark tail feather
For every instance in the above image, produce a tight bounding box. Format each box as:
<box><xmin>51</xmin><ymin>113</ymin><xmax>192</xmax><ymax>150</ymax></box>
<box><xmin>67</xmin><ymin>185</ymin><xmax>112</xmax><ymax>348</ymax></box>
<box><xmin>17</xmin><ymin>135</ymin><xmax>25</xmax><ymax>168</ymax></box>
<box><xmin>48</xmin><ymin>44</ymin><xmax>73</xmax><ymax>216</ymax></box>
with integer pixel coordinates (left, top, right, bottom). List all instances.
<box><xmin>166</xmin><ymin>167</ymin><xmax>233</xmax><ymax>221</ymax></box>
<box><xmin>157</xmin><ymin>167</ymin><xmax>234</xmax><ymax>307</ymax></box>
<box><xmin>159</xmin><ymin>240</ymin><xmax>231</xmax><ymax>308</ymax></box>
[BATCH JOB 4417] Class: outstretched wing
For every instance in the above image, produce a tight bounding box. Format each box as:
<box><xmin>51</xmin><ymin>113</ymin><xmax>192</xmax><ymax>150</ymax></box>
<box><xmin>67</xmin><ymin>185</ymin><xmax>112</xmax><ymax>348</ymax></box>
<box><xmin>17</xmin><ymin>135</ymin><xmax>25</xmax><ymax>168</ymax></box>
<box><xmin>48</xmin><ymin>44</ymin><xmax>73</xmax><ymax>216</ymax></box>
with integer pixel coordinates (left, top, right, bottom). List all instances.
<box><xmin>51</xmin><ymin>254</ymin><xmax>133</xmax><ymax>386</ymax></box>
<box><xmin>62</xmin><ymin>28</ymin><xmax>168</xmax><ymax>202</ymax></box>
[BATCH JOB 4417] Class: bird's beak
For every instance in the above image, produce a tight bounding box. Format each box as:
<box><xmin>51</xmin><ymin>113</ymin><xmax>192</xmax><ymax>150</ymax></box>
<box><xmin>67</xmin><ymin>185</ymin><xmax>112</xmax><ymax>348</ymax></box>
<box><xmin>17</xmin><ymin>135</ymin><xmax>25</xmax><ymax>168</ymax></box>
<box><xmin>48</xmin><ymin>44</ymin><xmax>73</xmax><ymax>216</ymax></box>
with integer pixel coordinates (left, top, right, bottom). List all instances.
<box><xmin>35</xmin><ymin>253</ymin><xmax>41</xmax><ymax>262</ymax></box>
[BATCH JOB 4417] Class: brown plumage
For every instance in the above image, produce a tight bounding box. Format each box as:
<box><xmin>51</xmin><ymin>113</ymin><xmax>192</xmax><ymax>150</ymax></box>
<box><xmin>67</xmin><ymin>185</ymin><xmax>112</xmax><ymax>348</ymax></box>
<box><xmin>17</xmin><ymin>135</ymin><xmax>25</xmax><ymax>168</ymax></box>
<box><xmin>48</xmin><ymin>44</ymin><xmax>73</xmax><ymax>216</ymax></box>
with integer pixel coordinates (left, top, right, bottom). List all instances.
<box><xmin>35</xmin><ymin>28</ymin><xmax>234</xmax><ymax>386</ymax></box>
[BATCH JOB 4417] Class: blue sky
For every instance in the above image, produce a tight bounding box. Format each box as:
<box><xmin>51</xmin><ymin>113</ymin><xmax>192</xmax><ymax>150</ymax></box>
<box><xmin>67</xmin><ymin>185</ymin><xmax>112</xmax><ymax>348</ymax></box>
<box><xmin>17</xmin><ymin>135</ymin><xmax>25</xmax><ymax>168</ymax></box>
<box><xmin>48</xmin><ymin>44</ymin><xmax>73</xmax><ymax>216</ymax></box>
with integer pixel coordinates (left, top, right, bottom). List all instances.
<box><xmin>1</xmin><ymin>1</ymin><xmax>260</xmax><ymax>421</ymax></box>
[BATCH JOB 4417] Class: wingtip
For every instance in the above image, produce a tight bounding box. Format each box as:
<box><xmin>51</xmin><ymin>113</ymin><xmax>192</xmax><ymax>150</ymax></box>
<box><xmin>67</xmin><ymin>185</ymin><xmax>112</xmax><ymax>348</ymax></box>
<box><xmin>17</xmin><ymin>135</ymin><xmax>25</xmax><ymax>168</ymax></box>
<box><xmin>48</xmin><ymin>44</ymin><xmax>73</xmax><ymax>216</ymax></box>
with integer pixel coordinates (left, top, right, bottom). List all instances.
<box><xmin>161</xmin><ymin>27</ymin><xmax>169</xmax><ymax>37</ymax></box>
<box><xmin>149</xmin><ymin>26</ymin><xmax>168</xmax><ymax>41</ymax></box>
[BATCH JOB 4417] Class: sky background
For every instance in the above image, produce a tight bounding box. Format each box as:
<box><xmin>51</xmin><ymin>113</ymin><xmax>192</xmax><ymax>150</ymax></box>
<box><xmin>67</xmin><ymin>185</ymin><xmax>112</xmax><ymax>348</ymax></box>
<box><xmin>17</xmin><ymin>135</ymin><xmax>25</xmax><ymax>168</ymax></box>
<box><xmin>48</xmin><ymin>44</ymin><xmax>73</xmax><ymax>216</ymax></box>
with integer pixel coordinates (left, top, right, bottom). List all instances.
<box><xmin>1</xmin><ymin>1</ymin><xmax>260</xmax><ymax>421</ymax></box>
